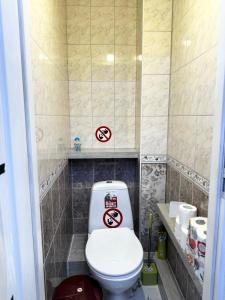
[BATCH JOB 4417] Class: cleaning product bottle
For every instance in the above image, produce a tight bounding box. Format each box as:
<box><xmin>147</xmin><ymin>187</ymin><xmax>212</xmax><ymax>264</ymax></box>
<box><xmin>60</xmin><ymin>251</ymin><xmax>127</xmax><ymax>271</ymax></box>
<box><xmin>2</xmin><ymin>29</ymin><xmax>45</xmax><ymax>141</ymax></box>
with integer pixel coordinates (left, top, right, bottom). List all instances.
<box><xmin>157</xmin><ymin>228</ymin><xmax>167</xmax><ymax>260</ymax></box>
<box><xmin>141</xmin><ymin>212</ymin><xmax>158</xmax><ymax>285</ymax></box>
<box><xmin>74</xmin><ymin>136</ymin><xmax>81</xmax><ymax>152</ymax></box>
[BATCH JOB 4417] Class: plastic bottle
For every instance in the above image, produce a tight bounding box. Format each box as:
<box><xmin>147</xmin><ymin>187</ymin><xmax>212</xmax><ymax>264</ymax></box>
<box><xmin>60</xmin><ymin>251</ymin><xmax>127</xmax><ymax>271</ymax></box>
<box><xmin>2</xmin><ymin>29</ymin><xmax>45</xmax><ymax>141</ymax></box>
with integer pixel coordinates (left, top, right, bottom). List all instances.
<box><xmin>157</xmin><ymin>230</ymin><xmax>167</xmax><ymax>260</ymax></box>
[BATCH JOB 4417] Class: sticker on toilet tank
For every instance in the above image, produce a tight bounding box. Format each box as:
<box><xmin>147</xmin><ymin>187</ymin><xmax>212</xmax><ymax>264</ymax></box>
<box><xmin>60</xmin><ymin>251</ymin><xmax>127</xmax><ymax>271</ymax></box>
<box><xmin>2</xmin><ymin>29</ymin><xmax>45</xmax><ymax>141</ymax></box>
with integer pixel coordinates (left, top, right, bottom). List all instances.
<box><xmin>105</xmin><ymin>195</ymin><xmax>117</xmax><ymax>208</ymax></box>
<box><xmin>103</xmin><ymin>208</ymin><xmax>123</xmax><ymax>228</ymax></box>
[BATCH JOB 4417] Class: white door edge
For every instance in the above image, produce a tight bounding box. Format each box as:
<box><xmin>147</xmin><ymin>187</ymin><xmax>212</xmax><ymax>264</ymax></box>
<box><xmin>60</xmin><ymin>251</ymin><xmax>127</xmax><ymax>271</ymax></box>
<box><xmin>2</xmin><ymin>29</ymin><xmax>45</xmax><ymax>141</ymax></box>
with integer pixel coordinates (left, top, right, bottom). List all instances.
<box><xmin>0</xmin><ymin>0</ymin><xmax>45</xmax><ymax>299</ymax></box>
<box><xmin>203</xmin><ymin>0</ymin><xmax>225</xmax><ymax>299</ymax></box>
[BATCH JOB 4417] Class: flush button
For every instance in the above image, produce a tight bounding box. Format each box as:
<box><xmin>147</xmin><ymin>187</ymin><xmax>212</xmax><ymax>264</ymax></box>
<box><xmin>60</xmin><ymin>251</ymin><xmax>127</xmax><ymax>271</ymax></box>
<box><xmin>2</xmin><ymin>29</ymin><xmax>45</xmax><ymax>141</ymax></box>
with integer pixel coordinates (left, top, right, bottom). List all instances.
<box><xmin>106</xmin><ymin>180</ymin><xmax>112</xmax><ymax>183</ymax></box>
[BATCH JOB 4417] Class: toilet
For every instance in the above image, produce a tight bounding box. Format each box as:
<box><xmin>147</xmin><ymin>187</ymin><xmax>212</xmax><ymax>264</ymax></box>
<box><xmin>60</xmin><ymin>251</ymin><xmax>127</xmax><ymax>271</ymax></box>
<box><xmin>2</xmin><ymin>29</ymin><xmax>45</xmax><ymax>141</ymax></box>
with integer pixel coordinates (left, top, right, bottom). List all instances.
<box><xmin>85</xmin><ymin>181</ymin><xmax>143</xmax><ymax>300</ymax></box>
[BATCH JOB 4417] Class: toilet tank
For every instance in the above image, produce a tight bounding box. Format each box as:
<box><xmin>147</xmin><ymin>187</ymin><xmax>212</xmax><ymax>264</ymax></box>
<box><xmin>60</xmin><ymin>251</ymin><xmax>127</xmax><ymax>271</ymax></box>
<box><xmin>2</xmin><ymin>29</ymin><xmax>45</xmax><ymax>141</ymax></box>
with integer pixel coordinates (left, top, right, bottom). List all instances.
<box><xmin>88</xmin><ymin>181</ymin><xmax>133</xmax><ymax>234</ymax></box>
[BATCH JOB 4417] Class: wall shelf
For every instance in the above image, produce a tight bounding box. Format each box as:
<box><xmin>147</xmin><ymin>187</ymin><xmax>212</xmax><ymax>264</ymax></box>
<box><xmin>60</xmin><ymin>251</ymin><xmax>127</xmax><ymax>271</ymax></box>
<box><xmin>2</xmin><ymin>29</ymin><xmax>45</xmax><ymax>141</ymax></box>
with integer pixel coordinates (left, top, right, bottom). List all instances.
<box><xmin>68</xmin><ymin>148</ymin><xmax>139</xmax><ymax>159</ymax></box>
<box><xmin>156</xmin><ymin>203</ymin><xmax>203</xmax><ymax>296</ymax></box>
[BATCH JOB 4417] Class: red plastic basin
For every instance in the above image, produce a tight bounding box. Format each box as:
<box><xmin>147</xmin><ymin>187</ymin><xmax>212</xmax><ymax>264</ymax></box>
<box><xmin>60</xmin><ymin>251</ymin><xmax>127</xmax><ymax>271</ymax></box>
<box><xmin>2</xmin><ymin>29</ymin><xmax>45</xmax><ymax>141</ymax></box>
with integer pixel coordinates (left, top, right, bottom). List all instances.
<box><xmin>52</xmin><ymin>275</ymin><xmax>103</xmax><ymax>300</ymax></box>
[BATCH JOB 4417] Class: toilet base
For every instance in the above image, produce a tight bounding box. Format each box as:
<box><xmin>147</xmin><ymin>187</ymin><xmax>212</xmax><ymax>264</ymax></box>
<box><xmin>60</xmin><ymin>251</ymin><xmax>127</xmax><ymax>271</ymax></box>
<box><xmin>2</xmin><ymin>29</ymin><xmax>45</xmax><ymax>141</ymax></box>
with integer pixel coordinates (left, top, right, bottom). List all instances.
<box><xmin>104</xmin><ymin>281</ymin><xmax>143</xmax><ymax>300</ymax></box>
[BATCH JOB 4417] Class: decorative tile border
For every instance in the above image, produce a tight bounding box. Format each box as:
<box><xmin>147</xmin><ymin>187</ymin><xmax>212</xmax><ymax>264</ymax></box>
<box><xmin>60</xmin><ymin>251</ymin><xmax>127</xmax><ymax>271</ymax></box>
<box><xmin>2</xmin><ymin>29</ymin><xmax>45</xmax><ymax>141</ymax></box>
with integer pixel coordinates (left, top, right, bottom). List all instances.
<box><xmin>141</xmin><ymin>154</ymin><xmax>167</xmax><ymax>163</ymax></box>
<box><xmin>167</xmin><ymin>156</ymin><xmax>209</xmax><ymax>193</ymax></box>
<box><xmin>141</xmin><ymin>154</ymin><xmax>209</xmax><ymax>193</ymax></box>
<box><xmin>39</xmin><ymin>159</ymin><xmax>67</xmax><ymax>200</ymax></box>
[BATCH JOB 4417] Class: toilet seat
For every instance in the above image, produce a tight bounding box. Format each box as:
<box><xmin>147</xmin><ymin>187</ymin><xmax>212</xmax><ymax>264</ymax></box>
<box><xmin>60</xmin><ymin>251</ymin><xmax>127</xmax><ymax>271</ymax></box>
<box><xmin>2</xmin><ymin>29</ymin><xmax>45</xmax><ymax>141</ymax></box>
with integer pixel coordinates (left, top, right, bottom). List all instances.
<box><xmin>85</xmin><ymin>227</ymin><xmax>143</xmax><ymax>277</ymax></box>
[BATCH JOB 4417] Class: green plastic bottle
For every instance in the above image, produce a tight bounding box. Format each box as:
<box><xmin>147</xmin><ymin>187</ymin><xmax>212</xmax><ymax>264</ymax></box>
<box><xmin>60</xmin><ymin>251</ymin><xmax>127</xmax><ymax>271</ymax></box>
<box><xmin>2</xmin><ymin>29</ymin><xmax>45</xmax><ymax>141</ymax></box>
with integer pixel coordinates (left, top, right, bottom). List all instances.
<box><xmin>157</xmin><ymin>230</ymin><xmax>167</xmax><ymax>260</ymax></box>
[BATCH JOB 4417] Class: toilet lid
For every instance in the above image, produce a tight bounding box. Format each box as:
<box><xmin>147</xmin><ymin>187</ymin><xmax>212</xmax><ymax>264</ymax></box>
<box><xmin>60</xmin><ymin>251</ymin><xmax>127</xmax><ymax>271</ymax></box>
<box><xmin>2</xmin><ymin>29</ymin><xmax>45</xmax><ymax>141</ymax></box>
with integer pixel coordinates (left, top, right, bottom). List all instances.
<box><xmin>85</xmin><ymin>227</ymin><xmax>143</xmax><ymax>277</ymax></box>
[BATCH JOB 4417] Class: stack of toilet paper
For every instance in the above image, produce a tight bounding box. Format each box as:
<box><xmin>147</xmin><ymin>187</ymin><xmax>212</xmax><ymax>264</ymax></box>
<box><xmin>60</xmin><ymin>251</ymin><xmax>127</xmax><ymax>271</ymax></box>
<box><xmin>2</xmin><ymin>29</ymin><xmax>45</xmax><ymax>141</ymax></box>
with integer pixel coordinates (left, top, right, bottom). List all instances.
<box><xmin>186</xmin><ymin>217</ymin><xmax>207</xmax><ymax>283</ymax></box>
<box><xmin>174</xmin><ymin>204</ymin><xmax>197</xmax><ymax>250</ymax></box>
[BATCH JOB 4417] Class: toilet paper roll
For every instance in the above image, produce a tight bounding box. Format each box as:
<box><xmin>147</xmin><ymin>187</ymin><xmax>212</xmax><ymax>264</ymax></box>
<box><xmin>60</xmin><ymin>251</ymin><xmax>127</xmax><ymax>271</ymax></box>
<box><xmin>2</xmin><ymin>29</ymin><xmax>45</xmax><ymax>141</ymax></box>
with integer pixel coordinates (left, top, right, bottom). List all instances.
<box><xmin>180</xmin><ymin>227</ymin><xmax>188</xmax><ymax>251</ymax></box>
<box><xmin>187</xmin><ymin>217</ymin><xmax>207</xmax><ymax>273</ymax></box>
<box><xmin>190</xmin><ymin>217</ymin><xmax>207</xmax><ymax>231</ymax></box>
<box><xmin>174</xmin><ymin>216</ymin><xmax>181</xmax><ymax>241</ymax></box>
<box><xmin>188</xmin><ymin>218</ymin><xmax>207</xmax><ymax>254</ymax></box>
<box><xmin>169</xmin><ymin>201</ymin><xmax>185</xmax><ymax>218</ymax></box>
<box><xmin>197</xmin><ymin>228</ymin><xmax>207</xmax><ymax>258</ymax></box>
<box><xmin>179</xmin><ymin>204</ymin><xmax>197</xmax><ymax>229</ymax></box>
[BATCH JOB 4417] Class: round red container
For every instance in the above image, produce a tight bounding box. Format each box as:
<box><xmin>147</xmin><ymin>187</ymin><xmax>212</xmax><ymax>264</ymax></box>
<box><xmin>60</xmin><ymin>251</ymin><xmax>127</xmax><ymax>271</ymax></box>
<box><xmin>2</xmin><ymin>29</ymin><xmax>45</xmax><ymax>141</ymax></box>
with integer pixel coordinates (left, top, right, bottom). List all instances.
<box><xmin>52</xmin><ymin>275</ymin><xmax>103</xmax><ymax>300</ymax></box>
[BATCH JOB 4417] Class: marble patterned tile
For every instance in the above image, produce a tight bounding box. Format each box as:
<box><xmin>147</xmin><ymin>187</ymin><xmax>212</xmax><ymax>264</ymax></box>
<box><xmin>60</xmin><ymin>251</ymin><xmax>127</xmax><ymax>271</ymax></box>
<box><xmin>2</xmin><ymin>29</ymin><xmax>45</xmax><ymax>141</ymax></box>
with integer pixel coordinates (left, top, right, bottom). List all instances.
<box><xmin>165</xmin><ymin>164</ymin><xmax>171</xmax><ymax>203</ymax></box>
<box><xmin>93</xmin><ymin>159</ymin><xmax>115</xmax><ymax>182</ymax></box>
<box><xmin>142</xmin><ymin>75</ymin><xmax>169</xmax><ymax>116</ymax></box>
<box><xmin>173</xmin><ymin>0</ymin><xmax>195</xmax><ymax>29</ymax></box>
<box><xmin>30</xmin><ymin>1</ymin><xmax>52</xmax><ymax>62</ymax></box>
<box><xmin>194</xmin><ymin>48</ymin><xmax>217</xmax><ymax>116</ymax></box>
<box><xmin>170</xmin><ymin>48</ymin><xmax>216</xmax><ymax>116</ymax></box>
<box><xmin>115</xmin><ymin>7</ymin><xmax>136</xmax><ymax>45</ymax></box>
<box><xmin>115</xmin><ymin>45</ymin><xmax>136</xmax><ymax>81</ymax></box>
<box><xmin>115</xmin><ymin>0</ymin><xmax>137</xmax><ymax>7</ymax></box>
<box><xmin>91</xmin><ymin>7</ymin><xmax>114</xmax><ymax>44</ymax></box>
<box><xmin>91</xmin><ymin>45</ymin><xmax>114</xmax><ymax>81</ymax></box>
<box><xmin>72</xmin><ymin>188</ymin><xmax>91</xmax><ymax>218</ymax></box>
<box><xmin>115</xmin><ymin>82</ymin><xmax>135</xmax><ymax>117</ymax></box>
<box><xmin>70</xmin><ymin>159</ymin><xmax>94</xmax><ymax>189</ymax></box>
<box><xmin>68</xmin><ymin>45</ymin><xmax>91</xmax><ymax>81</ymax></box>
<box><xmin>180</xmin><ymin>174</ymin><xmax>193</xmax><ymax>204</ymax></box>
<box><xmin>195</xmin><ymin>116</ymin><xmax>213</xmax><ymax>180</ymax></box>
<box><xmin>51</xmin><ymin>179</ymin><xmax>61</xmax><ymax>233</ymax></box>
<box><xmin>192</xmin><ymin>185</ymin><xmax>208</xmax><ymax>217</ymax></box>
<box><xmin>141</xmin><ymin>117</ymin><xmax>168</xmax><ymax>155</ymax></box>
<box><xmin>41</xmin><ymin>193</ymin><xmax>54</xmax><ymax>260</ymax></box>
<box><xmin>140</xmin><ymin>163</ymin><xmax>166</xmax><ymax>251</ymax></box>
<box><xmin>36</xmin><ymin>115</ymin><xmax>70</xmax><ymax>171</ymax></box>
<box><xmin>115</xmin><ymin>117</ymin><xmax>135</xmax><ymax>148</ymax></box>
<box><xmin>143</xmin><ymin>32</ymin><xmax>171</xmax><ymax>75</ymax></box>
<box><xmin>67</xmin><ymin>6</ymin><xmax>90</xmax><ymax>44</ymax></box>
<box><xmin>169</xmin><ymin>167</ymin><xmax>180</xmax><ymax>203</ymax></box>
<box><xmin>73</xmin><ymin>218</ymin><xmax>88</xmax><ymax>233</ymax></box>
<box><xmin>69</xmin><ymin>81</ymin><xmax>92</xmax><ymax>117</ymax></box>
<box><xmin>171</xmin><ymin>0</ymin><xmax>219</xmax><ymax>71</ymax></box>
<box><xmin>70</xmin><ymin>116</ymin><xmax>93</xmax><ymax>148</ymax></box>
<box><xmin>44</xmin><ymin>246</ymin><xmax>56</xmax><ymax>300</ymax></box>
<box><xmin>92</xmin><ymin>82</ymin><xmax>115</xmax><ymax>116</ymax></box>
<box><xmin>115</xmin><ymin>159</ymin><xmax>137</xmax><ymax>186</ymax></box>
<box><xmin>91</xmin><ymin>0</ymin><xmax>114</xmax><ymax>6</ymax></box>
<box><xmin>67</xmin><ymin>0</ymin><xmax>90</xmax><ymax>5</ymax></box>
<box><xmin>143</xmin><ymin>0</ymin><xmax>172</xmax><ymax>32</ymax></box>
<box><xmin>30</xmin><ymin>40</ymin><xmax>69</xmax><ymax>117</ymax></box>
<box><xmin>167</xmin><ymin>116</ymin><xmax>196</xmax><ymax>171</ymax></box>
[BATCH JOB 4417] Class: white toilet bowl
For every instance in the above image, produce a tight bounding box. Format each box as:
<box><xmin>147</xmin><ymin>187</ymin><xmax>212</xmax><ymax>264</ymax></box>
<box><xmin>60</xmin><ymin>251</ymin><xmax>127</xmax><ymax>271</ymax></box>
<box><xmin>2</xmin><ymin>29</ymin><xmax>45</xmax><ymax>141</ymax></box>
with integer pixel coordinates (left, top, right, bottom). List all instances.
<box><xmin>85</xmin><ymin>227</ymin><xmax>143</xmax><ymax>300</ymax></box>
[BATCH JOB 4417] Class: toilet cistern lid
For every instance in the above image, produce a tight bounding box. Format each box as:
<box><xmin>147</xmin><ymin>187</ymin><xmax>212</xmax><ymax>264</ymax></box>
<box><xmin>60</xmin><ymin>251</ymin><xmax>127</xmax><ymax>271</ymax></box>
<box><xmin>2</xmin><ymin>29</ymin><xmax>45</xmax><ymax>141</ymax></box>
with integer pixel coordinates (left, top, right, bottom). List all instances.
<box><xmin>92</xmin><ymin>181</ymin><xmax>127</xmax><ymax>191</ymax></box>
<box><xmin>85</xmin><ymin>227</ymin><xmax>143</xmax><ymax>276</ymax></box>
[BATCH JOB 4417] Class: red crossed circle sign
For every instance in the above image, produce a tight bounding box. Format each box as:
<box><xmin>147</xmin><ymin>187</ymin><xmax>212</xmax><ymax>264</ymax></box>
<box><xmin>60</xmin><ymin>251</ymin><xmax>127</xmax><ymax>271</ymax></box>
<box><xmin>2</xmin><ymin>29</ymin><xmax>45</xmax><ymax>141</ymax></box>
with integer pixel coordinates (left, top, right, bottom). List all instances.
<box><xmin>95</xmin><ymin>126</ymin><xmax>112</xmax><ymax>143</ymax></box>
<box><xmin>103</xmin><ymin>208</ymin><xmax>123</xmax><ymax>228</ymax></box>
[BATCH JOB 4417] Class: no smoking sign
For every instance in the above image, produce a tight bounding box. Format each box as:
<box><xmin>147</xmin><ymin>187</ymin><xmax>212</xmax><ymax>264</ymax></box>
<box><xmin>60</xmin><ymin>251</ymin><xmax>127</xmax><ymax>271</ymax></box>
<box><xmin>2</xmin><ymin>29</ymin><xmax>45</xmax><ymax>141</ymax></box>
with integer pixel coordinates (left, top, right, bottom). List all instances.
<box><xmin>95</xmin><ymin>126</ymin><xmax>112</xmax><ymax>143</ymax></box>
<box><xmin>103</xmin><ymin>208</ymin><xmax>123</xmax><ymax>228</ymax></box>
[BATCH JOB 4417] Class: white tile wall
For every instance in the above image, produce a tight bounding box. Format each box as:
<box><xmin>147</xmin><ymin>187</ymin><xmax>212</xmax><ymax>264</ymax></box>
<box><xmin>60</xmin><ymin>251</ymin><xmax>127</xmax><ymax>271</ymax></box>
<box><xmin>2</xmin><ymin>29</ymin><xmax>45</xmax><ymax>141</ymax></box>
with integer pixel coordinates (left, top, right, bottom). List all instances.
<box><xmin>68</xmin><ymin>0</ymin><xmax>137</xmax><ymax>149</ymax></box>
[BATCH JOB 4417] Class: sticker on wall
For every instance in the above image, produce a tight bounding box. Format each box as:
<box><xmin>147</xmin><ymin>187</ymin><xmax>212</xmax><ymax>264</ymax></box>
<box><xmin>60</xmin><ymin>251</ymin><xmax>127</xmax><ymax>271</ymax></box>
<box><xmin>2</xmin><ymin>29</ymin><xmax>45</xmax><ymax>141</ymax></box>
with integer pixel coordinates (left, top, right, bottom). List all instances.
<box><xmin>95</xmin><ymin>126</ymin><xmax>112</xmax><ymax>143</ymax></box>
<box><xmin>103</xmin><ymin>208</ymin><xmax>123</xmax><ymax>228</ymax></box>
<box><xmin>105</xmin><ymin>194</ymin><xmax>117</xmax><ymax>208</ymax></box>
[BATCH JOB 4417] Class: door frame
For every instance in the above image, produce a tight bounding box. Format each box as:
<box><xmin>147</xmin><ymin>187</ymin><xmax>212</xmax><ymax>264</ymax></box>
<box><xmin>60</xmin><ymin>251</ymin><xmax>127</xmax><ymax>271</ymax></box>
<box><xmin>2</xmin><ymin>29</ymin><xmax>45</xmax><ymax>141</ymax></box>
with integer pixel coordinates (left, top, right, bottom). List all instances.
<box><xmin>203</xmin><ymin>0</ymin><xmax>225</xmax><ymax>299</ymax></box>
<box><xmin>0</xmin><ymin>0</ymin><xmax>45</xmax><ymax>299</ymax></box>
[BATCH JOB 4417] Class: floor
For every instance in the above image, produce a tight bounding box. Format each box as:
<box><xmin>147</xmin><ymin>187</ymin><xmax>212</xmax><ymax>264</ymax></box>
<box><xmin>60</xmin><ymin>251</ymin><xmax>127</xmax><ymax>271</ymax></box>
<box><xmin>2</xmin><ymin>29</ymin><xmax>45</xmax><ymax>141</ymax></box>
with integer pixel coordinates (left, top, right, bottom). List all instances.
<box><xmin>142</xmin><ymin>286</ymin><xmax>162</xmax><ymax>300</ymax></box>
<box><xmin>103</xmin><ymin>285</ymin><xmax>162</xmax><ymax>300</ymax></box>
<box><xmin>68</xmin><ymin>235</ymin><xmax>162</xmax><ymax>300</ymax></box>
